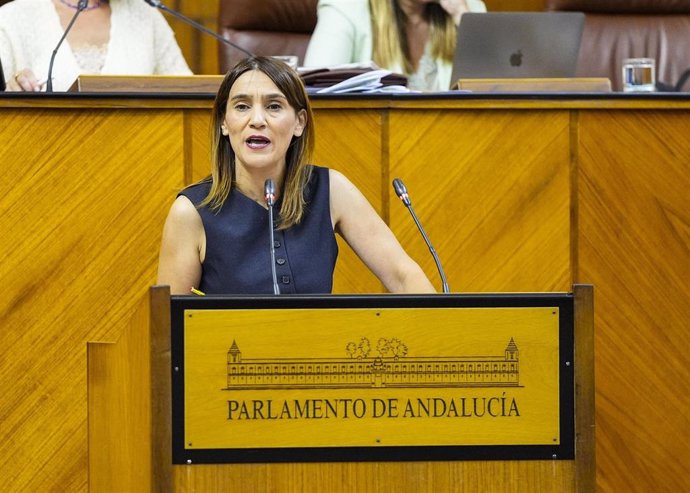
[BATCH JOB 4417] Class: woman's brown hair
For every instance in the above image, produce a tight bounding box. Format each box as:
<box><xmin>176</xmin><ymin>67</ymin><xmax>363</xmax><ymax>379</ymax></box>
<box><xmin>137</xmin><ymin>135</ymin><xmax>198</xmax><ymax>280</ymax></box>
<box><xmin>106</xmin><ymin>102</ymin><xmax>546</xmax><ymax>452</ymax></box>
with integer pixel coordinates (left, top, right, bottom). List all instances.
<box><xmin>201</xmin><ymin>56</ymin><xmax>315</xmax><ymax>229</ymax></box>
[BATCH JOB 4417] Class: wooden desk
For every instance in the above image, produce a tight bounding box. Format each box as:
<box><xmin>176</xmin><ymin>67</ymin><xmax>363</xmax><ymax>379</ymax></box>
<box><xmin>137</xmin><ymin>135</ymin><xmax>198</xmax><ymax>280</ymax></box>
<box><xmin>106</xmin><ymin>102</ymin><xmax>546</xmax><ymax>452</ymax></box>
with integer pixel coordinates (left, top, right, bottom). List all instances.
<box><xmin>1</xmin><ymin>93</ymin><xmax>688</xmax><ymax>492</ymax></box>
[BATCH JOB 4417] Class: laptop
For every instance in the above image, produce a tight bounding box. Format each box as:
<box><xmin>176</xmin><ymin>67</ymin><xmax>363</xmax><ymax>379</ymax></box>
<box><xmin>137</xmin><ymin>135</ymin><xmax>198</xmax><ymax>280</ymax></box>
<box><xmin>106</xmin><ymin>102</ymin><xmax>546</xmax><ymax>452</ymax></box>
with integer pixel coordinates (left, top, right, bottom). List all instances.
<box><xmin>450</xmin><ymin>12</ymin><xmax>585</xmax><ymax>88</ymax></box>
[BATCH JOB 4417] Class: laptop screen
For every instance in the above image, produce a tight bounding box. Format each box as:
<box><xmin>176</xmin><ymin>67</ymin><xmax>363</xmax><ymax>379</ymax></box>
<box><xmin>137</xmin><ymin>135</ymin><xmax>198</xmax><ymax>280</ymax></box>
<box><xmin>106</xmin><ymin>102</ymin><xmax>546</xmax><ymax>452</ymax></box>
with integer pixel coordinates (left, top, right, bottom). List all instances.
<box><xmin>451</xmin><ymin>12</ymin><xmax>585</xmax><ymax>88</ymax></box>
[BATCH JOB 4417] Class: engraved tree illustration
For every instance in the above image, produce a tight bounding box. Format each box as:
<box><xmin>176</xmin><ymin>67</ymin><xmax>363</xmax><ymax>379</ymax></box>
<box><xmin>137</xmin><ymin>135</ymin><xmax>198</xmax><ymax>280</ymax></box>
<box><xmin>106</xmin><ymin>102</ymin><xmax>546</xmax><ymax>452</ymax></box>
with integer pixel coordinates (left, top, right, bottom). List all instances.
<box><xmin>357</xmin><ymin>337</ymin><xmax>371</xmax><ymax>359</ymax></box>
<box><xmin>377</xmin><ymin>337</ymin><xmax>407</xmax><ymax>359</ymax></box>
<box><xmin>376</xmin><ymin>338</ymin><xmax>389</xmax><ymax>356</ymax></box>
<box><xmin>388</xmin><ymin>338</ymin><xmax>408</xmax><ymax>359</ymax></box>
<box><xmin>346</xmin><ymin>337</ymin><xmax>372</xmax><ymax>359</ymax></box>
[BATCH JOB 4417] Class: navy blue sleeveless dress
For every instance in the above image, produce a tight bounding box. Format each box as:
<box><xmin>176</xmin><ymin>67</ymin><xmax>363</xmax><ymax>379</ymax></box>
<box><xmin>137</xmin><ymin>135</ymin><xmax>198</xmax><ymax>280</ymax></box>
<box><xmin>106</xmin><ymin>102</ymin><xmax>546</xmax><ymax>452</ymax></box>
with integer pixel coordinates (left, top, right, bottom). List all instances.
<box><xmin>179</xmin><ymin>165</ymin><xmax>338</xmax><ymax>294</ymax></box>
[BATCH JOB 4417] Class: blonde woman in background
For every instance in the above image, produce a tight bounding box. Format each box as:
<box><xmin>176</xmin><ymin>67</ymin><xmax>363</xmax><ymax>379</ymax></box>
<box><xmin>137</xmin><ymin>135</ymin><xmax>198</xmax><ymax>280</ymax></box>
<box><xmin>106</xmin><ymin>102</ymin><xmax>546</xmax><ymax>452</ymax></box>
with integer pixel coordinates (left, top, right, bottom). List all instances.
<box><xmin>304</xmin><ymin>0</ymin><xmax>486</xmax><ymax>91</ymax></box>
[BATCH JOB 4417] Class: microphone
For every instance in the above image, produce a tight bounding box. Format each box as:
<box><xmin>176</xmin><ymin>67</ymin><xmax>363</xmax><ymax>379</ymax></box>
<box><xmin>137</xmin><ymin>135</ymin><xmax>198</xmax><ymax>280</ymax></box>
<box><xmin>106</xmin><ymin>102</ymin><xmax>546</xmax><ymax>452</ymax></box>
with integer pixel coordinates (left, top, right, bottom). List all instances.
<box><xmin>264</xmin><ymin>179</ymin><xmax>280</xmax><ymax>295</ymax></box>
<box><xmin>392</xmin><ymin>178</ymin><xmax>450</xmax><ymax>293</ymax></box>
<box><xmin>46</xmin><ymin>0</ymin><xmax>89</xmax><ymax>92</ymax></box>
<box><xmin>142</xmin><ymin>0</ymin><xmax>253</xmax><ymax>58</ymax></box>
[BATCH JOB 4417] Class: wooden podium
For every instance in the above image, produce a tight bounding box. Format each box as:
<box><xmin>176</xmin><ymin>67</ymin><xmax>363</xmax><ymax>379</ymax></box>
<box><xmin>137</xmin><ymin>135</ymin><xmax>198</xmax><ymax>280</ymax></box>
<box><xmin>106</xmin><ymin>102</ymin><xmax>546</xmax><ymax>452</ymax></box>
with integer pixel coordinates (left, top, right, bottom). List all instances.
<box><xmin>87</xmin><ymin>286</ymin><xmax>594</xmax><ymax>492</ymax></box>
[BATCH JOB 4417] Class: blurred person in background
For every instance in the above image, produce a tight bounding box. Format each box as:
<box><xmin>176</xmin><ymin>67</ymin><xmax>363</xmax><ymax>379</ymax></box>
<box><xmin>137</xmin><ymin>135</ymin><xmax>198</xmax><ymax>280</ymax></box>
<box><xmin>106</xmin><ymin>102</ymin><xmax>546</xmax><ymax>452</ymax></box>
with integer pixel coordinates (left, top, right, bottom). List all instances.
<box><xmin>305</xmin><ymin>0</ymin><xmax>486</xmax><ymax>91</ymax></box>
<box><xmin>0</xmin><ymin>0</ymin><xmax>190</xmax><ymax>91</ymax></box>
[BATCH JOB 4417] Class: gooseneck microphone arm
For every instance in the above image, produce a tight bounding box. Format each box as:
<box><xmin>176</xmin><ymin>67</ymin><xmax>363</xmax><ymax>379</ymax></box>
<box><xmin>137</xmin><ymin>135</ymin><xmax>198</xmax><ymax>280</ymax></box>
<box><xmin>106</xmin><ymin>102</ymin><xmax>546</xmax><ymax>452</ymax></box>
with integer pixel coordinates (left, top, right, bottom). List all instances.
<box><xmin>46</xmin><ymin>0</ymin><xmax>88</xmax><ymax>92</ymax></box>
<box><xmin>392</xmin><ymin>178</ymin><xmax>450</xmax><ymax>293</ymax></box>
<box><xmin>264</xmin><ymin>179</ymin><xmax>280</xmax><ymax>295</ymax></box>
<box><xmin>142</xmin><ymin>0</ymin><xmax>253</xmax><ymax>58</ymax></box>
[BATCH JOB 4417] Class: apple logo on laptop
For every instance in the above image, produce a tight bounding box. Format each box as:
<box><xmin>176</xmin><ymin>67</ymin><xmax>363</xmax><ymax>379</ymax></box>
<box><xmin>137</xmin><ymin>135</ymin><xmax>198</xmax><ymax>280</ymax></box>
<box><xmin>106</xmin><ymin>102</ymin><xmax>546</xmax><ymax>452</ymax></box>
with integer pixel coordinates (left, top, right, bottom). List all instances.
<box><xmin>510</xmin><ymin>50</ymin><xmax>523</xmax><ymax>67</ymax></box>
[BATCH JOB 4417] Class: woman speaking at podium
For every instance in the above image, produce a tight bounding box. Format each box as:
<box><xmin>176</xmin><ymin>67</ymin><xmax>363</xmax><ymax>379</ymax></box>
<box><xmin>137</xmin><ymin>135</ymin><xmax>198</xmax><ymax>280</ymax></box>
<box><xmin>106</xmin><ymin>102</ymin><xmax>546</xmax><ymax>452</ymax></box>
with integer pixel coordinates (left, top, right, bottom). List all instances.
<box><xmin>156</xmin><ymin>56</ymin><xmax>435</xmax><ymax>296</ymax></box>
<box><xmin>0</xmin><ymin>0</ymin><xmax>191</xmax><ymax>92</ymax></box>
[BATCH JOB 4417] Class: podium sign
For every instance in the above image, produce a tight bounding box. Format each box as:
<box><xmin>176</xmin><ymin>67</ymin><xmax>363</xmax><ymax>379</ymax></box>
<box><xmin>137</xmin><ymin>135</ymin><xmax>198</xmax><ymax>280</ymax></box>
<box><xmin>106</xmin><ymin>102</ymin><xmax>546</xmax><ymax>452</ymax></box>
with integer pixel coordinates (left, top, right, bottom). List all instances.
<box><xmin>171</xmin><ymin>294</ymin><xmax>574</xmax><ymax>464</ymax></box>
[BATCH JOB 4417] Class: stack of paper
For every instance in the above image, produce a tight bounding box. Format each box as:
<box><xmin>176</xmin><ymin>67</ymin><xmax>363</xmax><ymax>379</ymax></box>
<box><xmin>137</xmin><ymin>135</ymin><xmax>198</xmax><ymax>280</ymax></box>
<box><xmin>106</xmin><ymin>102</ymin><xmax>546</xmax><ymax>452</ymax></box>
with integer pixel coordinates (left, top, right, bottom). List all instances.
<box><xmin>299</xmin><ymin>63</ymin><xmax>411</xmax><ymax>94</ymax></box>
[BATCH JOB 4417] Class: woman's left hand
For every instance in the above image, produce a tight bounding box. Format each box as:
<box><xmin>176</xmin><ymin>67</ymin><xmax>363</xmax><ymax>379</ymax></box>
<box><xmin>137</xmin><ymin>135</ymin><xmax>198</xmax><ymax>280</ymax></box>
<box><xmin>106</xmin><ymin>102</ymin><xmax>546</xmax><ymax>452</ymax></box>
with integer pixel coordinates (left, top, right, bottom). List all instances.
<box><xmin>437</xmin><ymin>0</ymin><xmax>470</xmax><ymax>26</ymax></box>
<box><xmin>6</xmin><ymin>68</ymin><xmax>42</xmax><ymax>92</ymax></box>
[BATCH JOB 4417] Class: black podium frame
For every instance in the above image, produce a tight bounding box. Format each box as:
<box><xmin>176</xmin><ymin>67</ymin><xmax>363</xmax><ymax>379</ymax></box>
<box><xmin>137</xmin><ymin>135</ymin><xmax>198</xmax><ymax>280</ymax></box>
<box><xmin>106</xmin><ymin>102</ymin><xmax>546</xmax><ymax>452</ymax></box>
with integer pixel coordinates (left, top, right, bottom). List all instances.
<box><xmin>170</xmin><ymin>293</ymin><xmax>575</xmax><ymax>465</ymax></box>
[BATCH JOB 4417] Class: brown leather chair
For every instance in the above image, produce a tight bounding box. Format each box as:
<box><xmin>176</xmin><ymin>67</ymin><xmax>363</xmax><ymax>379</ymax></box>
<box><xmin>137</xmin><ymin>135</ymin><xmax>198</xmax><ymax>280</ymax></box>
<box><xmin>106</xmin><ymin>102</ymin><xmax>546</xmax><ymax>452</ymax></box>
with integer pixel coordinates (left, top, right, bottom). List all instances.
<box><xmin>218</xmin><ymin>0</ymin><xmax>318</xmax><ymax>74</ymax></box>
<box><xmin>546</xmin><ymin>0</ymin><xmax>690</xmax><ymax>91</ymax></box>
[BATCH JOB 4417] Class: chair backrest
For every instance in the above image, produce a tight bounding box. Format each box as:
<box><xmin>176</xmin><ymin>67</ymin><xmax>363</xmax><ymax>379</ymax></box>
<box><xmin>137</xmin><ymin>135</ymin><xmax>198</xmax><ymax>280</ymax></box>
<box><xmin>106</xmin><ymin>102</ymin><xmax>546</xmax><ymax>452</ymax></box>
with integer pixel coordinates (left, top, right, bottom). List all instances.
<box><xmin>545</xmin><ymin>0</ymin><xmax>690</xmax><ymax>91</ymax></box>
<box><xmin>218</xmin><ymin>0</ymin><xmax>318</xmax><ymax>74</ymax></box>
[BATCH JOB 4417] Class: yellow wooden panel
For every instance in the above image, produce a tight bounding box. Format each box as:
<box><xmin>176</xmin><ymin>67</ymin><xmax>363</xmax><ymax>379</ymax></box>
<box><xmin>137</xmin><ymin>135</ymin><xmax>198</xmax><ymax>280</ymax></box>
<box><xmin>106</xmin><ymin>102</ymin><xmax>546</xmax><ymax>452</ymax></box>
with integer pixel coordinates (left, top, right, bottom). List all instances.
<box><xmin>172</xmin><ymin>460</ymin><xmax>574</xmax><ymax>492</ymax></box>
<box><xmin>1</xmin><ymin>97</ymin><xmax>684</xmax><ymax>493</ymax></box>
<box><xmin>313</xmin><ymin>109</ymin><xmax>385</xmax><ymax>293</ymax></box>
<box><xmin>88</xmin><ymin>298</ymin><xmax>152</xmax><ymax>492</ymax></box>
<box><xmin>185</xmin><ymin>109</ymin><xmax>214</xmax><ymax>184</ymax></box>
<box><xmin>178</xmin><ymin>0</ymin><xmax>219</xmax><ymax>18</ymax></box>
<box><xmin>170</xmin><ymin>19</ymin><xmax>223</xmax><ymax>75</ymax></box>
<box><xmin>198</xmin><ymin>18</ymin><xmax>223</xmax><ymax>75</ymax></box>
<box><xmin>168</xmin><ymin>19</ymin><xmax>195</xmax><ymax>71</ymax></box>
<box><xmin>184</xmin><ymin>307</ymin><xmax>559</xmax><ymax>449</ymax></box>
<box><xmin>389</xmin><ymin>109</ymin><xmax>572</xmax><ymax>293</ymax></box>
<box><xmin>577</xmin><ymin>110</ymin><xmax>690</xmax><ymax>493</ymax></box>
<box><xmin>167</xmin><ymin>0</ymin><xmax>221</xmax><ymax>74</ymax></box>
<box><xmin>0</xmin><ymin>109</ymin><xmax>184</xmax><ymax>491</ymax></box>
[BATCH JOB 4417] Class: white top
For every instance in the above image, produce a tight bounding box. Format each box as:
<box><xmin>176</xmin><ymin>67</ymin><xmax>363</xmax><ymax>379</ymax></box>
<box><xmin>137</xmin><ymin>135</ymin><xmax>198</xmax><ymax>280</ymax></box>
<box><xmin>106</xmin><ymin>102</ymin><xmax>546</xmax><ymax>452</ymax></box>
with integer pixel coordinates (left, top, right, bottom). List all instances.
<box><xmin>72</xmin><ymin>42</ymin><xmax>108</xmax><ymax>74</ymax></box>
<box><xmin>304</xmin><ymin>0</ymin><xmax>487</xmax><ymax>91</ymax></box>
<box><xmin>0</xmin><ymin>0</ymin><xmax>192</xmax><ymax>91</ymax></box>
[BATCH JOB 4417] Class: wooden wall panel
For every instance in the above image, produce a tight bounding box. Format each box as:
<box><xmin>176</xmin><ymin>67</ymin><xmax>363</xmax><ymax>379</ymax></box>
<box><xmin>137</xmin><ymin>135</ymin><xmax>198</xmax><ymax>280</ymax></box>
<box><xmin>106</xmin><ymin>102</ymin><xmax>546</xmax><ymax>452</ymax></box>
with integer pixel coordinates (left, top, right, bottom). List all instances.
<box><xmin>312</xmin><ymin>109</ymin><xmax>386</xmax><ymax>293</ymax></box>
<box><xmin>171</xmin><ymin>460</ymin><xmax>575</xmax><ymax>492</ymax></box>
<box><xmin>577</xmin><ymin>110</ymin><xmax>690</xmax><ymax>493</ymax></box>
<box><xmin>88</xmin><ymin>301</ymin><xmax>152</xmax><ymax>492</ymax></box>
<box><xmin>389</xmin><ymin>109</ymin><xmax>572</xmax><ymax>293</ymax></box>
<box><xmin>1</xmin><ymin>97</ymin><xmax>687</xmax><ymax>492</ymax></box>
<box><xmin>186</xmin><ymin>109</ymin><xmax>214</xmax><ymax>184</ymax></box>
<box><xmin>0</xmin><ymin>108</ymin><xmax>185</xmax><ymax>491</ymax></box>
<box><xmin>168</xmin><ymin>0</ymin><xmax>221</xmax><ymax>75</ymax></box>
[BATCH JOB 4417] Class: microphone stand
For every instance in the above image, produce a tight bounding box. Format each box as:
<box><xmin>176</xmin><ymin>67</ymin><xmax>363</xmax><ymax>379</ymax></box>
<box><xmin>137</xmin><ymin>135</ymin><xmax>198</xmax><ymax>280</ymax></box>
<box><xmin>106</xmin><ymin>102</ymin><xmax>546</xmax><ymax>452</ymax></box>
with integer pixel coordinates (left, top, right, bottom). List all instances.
<box><xmin>143</xmin><ymin>0</ymin><xmax>253</xmax><ymax>58</ymax></box>
<box><xmin>264</xmin><ymin>179</ymin><xmax>280</xmax><ymax>295</ymax></box>
<box><xmin>46</xmin><ymin>0</ymin><xmax>88</xmax><ymax>92</ymax></box>
<box><xmin>392</xmin><ymin>178</ymin><xmax>450</xmax><ymax>293</ymax></box>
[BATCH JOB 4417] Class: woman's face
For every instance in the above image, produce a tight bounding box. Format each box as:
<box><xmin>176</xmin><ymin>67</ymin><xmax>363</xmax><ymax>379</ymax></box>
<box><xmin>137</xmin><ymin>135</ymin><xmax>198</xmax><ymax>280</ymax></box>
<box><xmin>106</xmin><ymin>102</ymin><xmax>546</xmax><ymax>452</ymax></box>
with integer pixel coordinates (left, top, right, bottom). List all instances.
<box><xmin>222</xmin><ymin>70</ymin><xmax>306</xmax><ymax>176</ymax></box>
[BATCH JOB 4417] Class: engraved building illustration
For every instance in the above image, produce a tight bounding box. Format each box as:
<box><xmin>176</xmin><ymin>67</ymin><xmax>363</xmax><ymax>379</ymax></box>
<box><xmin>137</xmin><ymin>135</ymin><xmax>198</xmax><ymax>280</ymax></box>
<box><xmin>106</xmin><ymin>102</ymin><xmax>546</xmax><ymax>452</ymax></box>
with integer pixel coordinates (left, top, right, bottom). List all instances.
<box><xmin>226</xmin><ymin>338</ymin><xmax>519</xmax><ymax>389</ymax></box>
